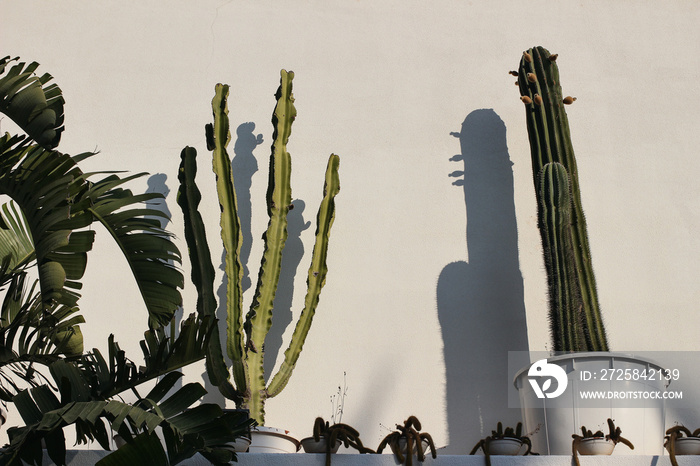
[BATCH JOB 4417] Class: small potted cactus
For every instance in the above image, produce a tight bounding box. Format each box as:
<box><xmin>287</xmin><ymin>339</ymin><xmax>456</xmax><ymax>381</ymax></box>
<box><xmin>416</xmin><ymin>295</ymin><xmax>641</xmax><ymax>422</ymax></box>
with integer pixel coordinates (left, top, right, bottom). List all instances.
<box><xmin>377</xmin><ymin>416</ymin><xmax>436</xmax><ymax>466</ymax></box>
<box><xmin>572</xmin><ymin>419</ymin><xmax>633</xmax><ymax>465</ymax></box>
<box><xmin>470</xmin><ymin>422</ymin><xmax>537</xmax><ymax>466</ymax></box>
<box><xmin>665</xmin><ymin>425</ymin><xmax>700</xmax><ymax>466</ymax></box>
<box><xmin>300</xmin><ymin>417</ymin><xmax>373</xmax><ymax>466</ymax></box>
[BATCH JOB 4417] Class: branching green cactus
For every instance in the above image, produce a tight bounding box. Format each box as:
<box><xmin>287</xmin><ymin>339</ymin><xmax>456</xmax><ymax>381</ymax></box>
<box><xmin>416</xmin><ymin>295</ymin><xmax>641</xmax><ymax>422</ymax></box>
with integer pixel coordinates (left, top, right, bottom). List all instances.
<box><xmin>516</xmin><ymin>46</ymin><xmax>608</xmax><ymax>352</ymax></box>
<box><xmin>177</xmin><ymin>70</ymin><xmax>341</xmax><ymax>424</ymax></box>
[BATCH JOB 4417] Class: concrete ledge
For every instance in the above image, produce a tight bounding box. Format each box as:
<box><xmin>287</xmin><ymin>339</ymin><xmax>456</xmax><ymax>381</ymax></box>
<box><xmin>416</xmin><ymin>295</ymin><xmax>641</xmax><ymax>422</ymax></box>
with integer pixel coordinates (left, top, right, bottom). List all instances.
<box><xmin>44</xmin><ymin>451</ymin><xmax>698</xmax><ymax>465</ymax></box>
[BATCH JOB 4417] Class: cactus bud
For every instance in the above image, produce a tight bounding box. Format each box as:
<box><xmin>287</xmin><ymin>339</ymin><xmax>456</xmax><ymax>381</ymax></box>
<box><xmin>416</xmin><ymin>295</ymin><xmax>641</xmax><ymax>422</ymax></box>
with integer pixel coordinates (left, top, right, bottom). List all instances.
<box><xmin>509</xmin><ymin>71</ymin><xmax>519</xmax><ymax>77</ymax></box>
<box><xmin>527</xmin><ymin>73</ymin><xmax>537</xmax><ymax>83</ymax></box>
<box><xmin>533</xmin><ymin>94</ymin><xmax>543</xmax><ymax>105</ymax></box>
<box><xmin>523</xmin><ymin>51</ymin><xmax>532</xmax><ymax>63</ymax></box>
<box><xmin>549</xmin><ymin>54</ymin><xmax>558</xmax><ymax>62</ymax></box>
<box><xmin>520</xmin><ymin>95</ymin><xmax>532</xmax><ymax>104</ymax></box>
<box><xmin>563</xmin><ymin>96</ymin><xmax>577</xmax><ymax>105</ymax></box>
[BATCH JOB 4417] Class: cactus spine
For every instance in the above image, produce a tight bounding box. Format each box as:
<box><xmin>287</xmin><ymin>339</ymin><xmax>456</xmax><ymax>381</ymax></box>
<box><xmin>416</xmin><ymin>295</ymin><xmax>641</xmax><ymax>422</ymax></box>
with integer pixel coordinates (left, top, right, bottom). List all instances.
<box><xmin>177</xmin><ymin>70</ymin><xmax>341</xmax><ymax>424</ymax></box>
<box><xmin>518</xmin><ymin>47</ymin><xmax>608</xmax><ymax>352</ymax></box>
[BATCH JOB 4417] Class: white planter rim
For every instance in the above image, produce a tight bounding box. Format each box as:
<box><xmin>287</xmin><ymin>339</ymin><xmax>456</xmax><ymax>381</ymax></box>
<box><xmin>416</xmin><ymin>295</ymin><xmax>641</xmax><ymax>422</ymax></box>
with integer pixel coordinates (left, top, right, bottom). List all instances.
<box><xmin>576</xmin><ymin>437</ymin><xmax>615</xmax><ymax>456</ymax></box>
<box><xmin>300</xmin><ymin>436</ymin><xmax>342</xmax><ymax>453</ymax></box>
<box><xmin>513</xmin><ymin>351</ymin><xmax>667</xmax><ymax>387</ymax></box>
<box><xmin>251</xmin><ymin>426</ymin><xmax>301</xmax><ymax>450</ymax></box>
<box><xmin>488</xmin><ymin>438</ymin><xmax>524</xmax><ymax>456</ymax></box>
<box><xmin>299</xmin><ymin>436</ymin><xmax>342</xmax><ymax>444</ymax></box>
<box><xmin>491</xmin><ymin>438</ymin><xmax>523</xmax><ymax>444</ymax></box>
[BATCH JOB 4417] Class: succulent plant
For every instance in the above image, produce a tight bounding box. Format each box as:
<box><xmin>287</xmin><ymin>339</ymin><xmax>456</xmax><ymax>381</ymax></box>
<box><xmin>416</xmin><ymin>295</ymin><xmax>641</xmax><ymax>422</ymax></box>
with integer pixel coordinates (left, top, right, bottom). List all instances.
<box><xmin>664</xmin><ymin>425</ymin><xmax>700</xmax><ymax>466</ymax></box>
<box><xmin>305</xmin><ymin>417</ymin><xmax>373</xmax><ymax>466</ymax></box>
<box><xmin>377</xmin><ymin>416</ymin><xmax>436</xmax><ymax>466</ymax></box>
<box><xmin>516</xmin><ymin>46</ymin><xmax>608</xmax><ymax>352</ymax></box>
<box><xmin>571</xmin><ymin>418</ymin><xmax>633</xmax><ymax>465</ymax></box>
<box><xmin>470</xmin><ymin>422</ymin><xmax>537</xmax><ymax>466</ymax></box>
<box><xmin>177</xmin><ymin>70</ymin><xmax>341</xmax><ymax>424</ymax></box>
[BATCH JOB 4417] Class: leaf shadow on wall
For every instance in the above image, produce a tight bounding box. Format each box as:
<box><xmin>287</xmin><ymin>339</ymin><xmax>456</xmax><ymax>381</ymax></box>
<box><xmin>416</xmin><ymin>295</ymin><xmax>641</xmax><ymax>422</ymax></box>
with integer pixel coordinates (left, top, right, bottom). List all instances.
<box><xmin>147</xmin><ymin>173</ymin><xmax>182</xmax><ymax>390</ymax></box>
<box><xmin>437</xmin><ymin>109</ymin><xmax>529</xmax><ymax>454</ymax></box>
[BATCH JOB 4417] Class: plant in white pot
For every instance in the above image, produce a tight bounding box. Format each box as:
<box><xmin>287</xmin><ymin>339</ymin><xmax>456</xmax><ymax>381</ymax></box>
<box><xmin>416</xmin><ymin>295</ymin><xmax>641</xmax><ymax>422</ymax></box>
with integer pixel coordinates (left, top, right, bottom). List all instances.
<box><xmin>665</xmin><ymin>425</ymin><xmax>700</xmax><ymax>466</ymax></box>
<box><xmin>572</xmin><ymin>419</ymin><xmax>633</xmax><ymax>465</ymax></box>
<box><xmin>376</xmin><ymin>416</ymin><xmax>436</xmax><ymax>466</ymax></box>
<box><xmin>470</xmin><ymin>422</ymin><xmax>537</xmax><ymax>466</ymax></box>
<box><xmin>0</xmin><ymin>55</ymin><xmax>254</xmax><ymax>465</ymax></box>
<box><xmin>512</xmin><ymin>46</ymin><xmax>667</xmax><ymax>454</ymax></box>
<box><xmin>300</xmin><ymin>417</ymin><xmax>374</xmax><ymax>465</ymax></box>
<box><xmin>177</xmin><ymin>70</ymin><xmax>340</xmax><ymax>453</ymax></box>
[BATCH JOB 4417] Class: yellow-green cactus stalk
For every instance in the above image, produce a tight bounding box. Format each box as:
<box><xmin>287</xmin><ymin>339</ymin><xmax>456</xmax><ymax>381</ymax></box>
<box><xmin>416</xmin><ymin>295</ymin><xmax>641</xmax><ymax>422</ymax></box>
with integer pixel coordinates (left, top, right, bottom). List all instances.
<box><xmin>177</xmin><ymin>70</ymin><xmax>340</xmax><ymax>424</ymax></box>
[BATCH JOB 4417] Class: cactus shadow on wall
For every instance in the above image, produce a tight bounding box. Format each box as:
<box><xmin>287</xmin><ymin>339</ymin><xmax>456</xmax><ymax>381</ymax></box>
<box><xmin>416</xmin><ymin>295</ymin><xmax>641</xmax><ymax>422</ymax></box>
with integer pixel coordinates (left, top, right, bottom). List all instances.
<box><xmin>437</xmin><ymin>109</ymin><xmax>529</xmax><ymax>454</ymax></box>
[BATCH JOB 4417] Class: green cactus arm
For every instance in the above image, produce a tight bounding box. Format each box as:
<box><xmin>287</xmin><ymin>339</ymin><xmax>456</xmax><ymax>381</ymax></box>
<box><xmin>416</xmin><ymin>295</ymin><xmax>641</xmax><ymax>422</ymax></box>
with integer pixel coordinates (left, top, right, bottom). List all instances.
<box><xmin>209</xmin><ymin>84</ymin><xmax>248</xmax><ymax>394</ymax></box>
<box><xmin>176</xmin><ymin>146</ymin><xmax>241</xmax><ymax>403</ymax></box>
<box><xmin>267</xmin><ymin>153</ymin><xmax>340</xmax><ymax>398</ymax></box>
<box><xmin>244</xmin><ymin>70</ymin><xmax>296</xmax><ymax>423</ymax></box>
<box><xmin>519</xmin><ymin>47</ymin><xmax>608</xmax><ymax>351</ymax></box>
<box><xmin>537</xmin><ymin>162</ymin><xmax>585</xmax><ymax>351</ymax></box>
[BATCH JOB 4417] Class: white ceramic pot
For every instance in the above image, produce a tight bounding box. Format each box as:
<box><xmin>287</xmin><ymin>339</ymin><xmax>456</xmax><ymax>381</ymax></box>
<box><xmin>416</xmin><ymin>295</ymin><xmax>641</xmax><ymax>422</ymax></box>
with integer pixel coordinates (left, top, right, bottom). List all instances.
<box><xmin>396</xmin><ymin>438</ymin><xmax>431</xmax><ymax>456</ymax></box>
<box><xmin>577</xmin><ymin>438</ymin><xmax>615</xmax><ymax>456</ymax></box>
<box><xmin>230</xmin><ymin>436</ymin><xmax>252</xmax><ymax>452</ymax></box>
<box><xmin>514</xmin><ymin>352</ymin><xmax>667</xmax><ymax>455</ymax></box>
<box><xmin>300</xmin><ymin>436</ymin><xmax>341</xmax><ymax>453</ymax></box>
<box><xmin>247</xmin><ymin>426</ymin><xmax>300</xmax><ymax>453</ymax></box>
<box><xmin>488</xmin><ymin>438</ymin><xmax>523</xmax><ymax>455</ymax></box>
<box><xmin>669</xmin><ymin>437</ymin><xmax>700</xmax><ymax>455</ymax></box>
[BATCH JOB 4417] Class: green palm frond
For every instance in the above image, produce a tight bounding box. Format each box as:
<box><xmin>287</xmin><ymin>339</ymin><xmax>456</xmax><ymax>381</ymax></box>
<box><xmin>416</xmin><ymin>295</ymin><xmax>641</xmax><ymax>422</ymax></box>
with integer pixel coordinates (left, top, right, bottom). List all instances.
<box><xmin>73</xmin><ymin>313</ymin><xmax>214</xmax><ymax>399</ymax></box>
<box><xmin>0</xmin><ymin>56</ymin><xmax>64</xmax><ymax>149</ymax></box>
<box><xmin>80</xmin><ymin>173</ymin><xmax>184</xmax><ymax>329</ymax></box>
<box><xmin>2</xmin><ymin>372</ymin><xmax>253</xmax><ymax>466</ymax></box>
<box><xmin>0</xmin><ymin>134</ymin><xmax>93</xmax><ymax>310</ymax></box>
<box><xmin>0</xmin><ymin>133</ymin><xmax>183</xmax><ymax>330</ymax></box>
<box><xmin>0</xmin><ymin>278</ymin><xmax>86</xmax><ymax>402</ymax></box>
<box><xmin>0</xmin><ymin>201</ymin><xmax>35</xmax><ymax>282</ymax></box>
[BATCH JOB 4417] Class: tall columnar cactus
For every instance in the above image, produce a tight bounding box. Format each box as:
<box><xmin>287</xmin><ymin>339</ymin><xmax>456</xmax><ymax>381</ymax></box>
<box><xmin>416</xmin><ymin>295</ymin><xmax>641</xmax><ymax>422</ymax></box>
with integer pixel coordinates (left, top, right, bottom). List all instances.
<box><xmin>517</xmin><ymin>47</ymin><xmax>608</xmax><ymax>352</ymax></box>
<box><xmin>177</xmin><ymin>70</ymin><xmax>341</xmax><ymax>424</ymax></box>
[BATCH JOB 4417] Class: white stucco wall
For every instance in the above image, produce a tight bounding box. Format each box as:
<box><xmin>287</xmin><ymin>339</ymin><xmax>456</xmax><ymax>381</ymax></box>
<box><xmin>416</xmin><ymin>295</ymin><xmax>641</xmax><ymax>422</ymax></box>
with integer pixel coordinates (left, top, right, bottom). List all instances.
<box><xmin>2</xmin><ymin>0</ymin><xmax>700</xmax><ymax>456</ymax></box>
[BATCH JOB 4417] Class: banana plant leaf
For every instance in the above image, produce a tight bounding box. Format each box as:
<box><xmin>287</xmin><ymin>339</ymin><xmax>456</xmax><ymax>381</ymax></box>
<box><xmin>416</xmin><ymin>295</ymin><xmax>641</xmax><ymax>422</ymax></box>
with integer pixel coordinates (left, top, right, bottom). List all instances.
<box><xmin>0</xmin><ymin>56</ymin><xmax>64</xmax><ymax>149</ymax></box>
<box><xmin>2</xmin><ymin>372</ymin><xmax>253</xmax><ymax>466</ymax></box>
<box><xmin>1</xmin><ymin>55</ymin><xmax>184</xmax><ymax>330</ymax></box>
<box><xmin>78</xmin><ymin>173</ymin><xmax>184</xmax><ymax>329</ymax></box>
<box><xmin>0</xmin><ymin>135</ymin><xmax>90</xmax><ymax>311</ymax></box>
<box><xmin>0</xmin><ymin>201</ymin><xmax>35</xmax><ymax>280</ymax></box>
